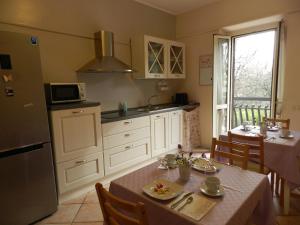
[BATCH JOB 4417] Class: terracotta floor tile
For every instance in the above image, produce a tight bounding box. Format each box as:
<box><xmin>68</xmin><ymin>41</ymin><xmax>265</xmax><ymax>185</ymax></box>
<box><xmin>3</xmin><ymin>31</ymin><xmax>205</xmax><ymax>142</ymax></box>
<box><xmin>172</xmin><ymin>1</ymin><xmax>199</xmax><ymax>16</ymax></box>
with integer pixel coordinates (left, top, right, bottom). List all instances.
<box><xmin>84</xmin><ymin>191</ymin><xmax>99</xmax><ymax>204</ymax></box>
<box><xmin>39</xmin><ymin>204</ymin><xmax>81</xmax><ymax>224</ymax></box>
<box><xmin>62</xmin><ymin>194</ymin><xmax>87</xmax><ymax>205</ymax></box>
<box><xmin>73</xmin><ymin>203</ymin><xmax>103</xmax><ymax>222</ymax></box>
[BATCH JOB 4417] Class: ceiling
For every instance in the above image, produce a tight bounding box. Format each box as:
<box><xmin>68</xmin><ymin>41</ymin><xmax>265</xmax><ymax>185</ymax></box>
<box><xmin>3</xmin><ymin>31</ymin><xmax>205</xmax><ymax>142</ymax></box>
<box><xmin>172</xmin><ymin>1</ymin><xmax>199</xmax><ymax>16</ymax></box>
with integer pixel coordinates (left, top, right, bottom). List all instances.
<box><xmin>134</xmin><ymin>0</ymin><xmax>222</xmax><ymax>15</ymax></box>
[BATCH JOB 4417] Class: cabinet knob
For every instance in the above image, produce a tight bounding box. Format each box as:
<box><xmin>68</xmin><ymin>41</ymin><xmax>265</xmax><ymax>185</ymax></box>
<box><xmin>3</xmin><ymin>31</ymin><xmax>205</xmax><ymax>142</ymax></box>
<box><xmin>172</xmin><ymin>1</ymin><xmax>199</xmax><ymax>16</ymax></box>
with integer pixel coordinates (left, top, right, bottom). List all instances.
<box><xmin>124</xmin><ymin>133</ymin><xmax>130</xmax><ymax>137</ymax></box>
<box><xmin>125</xmin><ymin>146</ymin><xmax>131</xmax><ymax>150</ymax></box>
<box><xmin>156</xmin><ymin>115</ymin><xmax>161</xmax><ymax>118</ymax></box>
<box><xmin>124</xmin><ymin>121</ymin><xmax>131</xmax><ymax>125</ymax></box>
<box><xmin>72</xmin><ymin>110</ymin><xmax>84</xmax><ymax>114</ymax></box>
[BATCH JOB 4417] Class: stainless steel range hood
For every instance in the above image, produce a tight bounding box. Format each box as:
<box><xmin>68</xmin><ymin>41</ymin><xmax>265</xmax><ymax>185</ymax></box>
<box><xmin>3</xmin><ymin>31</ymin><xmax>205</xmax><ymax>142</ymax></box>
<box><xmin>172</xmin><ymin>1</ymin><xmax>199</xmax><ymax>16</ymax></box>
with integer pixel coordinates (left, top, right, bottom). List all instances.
<box><xmin>77</xmin><ymin>31</ymin><xmax>133</xmax><ymax>73</ymax></box>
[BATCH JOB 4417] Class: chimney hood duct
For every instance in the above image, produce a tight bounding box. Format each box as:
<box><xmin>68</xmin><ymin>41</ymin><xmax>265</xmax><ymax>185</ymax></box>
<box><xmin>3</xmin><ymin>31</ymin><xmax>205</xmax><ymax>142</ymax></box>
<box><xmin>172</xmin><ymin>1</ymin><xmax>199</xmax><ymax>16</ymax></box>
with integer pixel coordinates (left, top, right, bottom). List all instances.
<box><xmin>77</xmin><ymin>31</ymin><xmax>133</xmax><ymax>73</ymax></box>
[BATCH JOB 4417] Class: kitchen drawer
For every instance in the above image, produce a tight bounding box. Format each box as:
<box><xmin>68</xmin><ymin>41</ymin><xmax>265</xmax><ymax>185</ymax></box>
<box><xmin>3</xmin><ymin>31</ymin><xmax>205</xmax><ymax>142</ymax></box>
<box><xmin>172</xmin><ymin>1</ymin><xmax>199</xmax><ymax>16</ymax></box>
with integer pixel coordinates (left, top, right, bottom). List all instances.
<box><xmin>103</xmin><ymin>127</ymin><xmax>150</xmax><ymax>149</ymax></box>
<box><xmin>104</xmin><ymin>138</ymin><xmax>151</xmax><ymax>175</ymax></box>
<box><xmin>56</xmin><ymin>152</ymin><xmax>104</xmax><ymax>194</ymax></box>
<box><xmin>102</xmin><ymin>116</ymin><xmax>150</xmax><ymax>136</ymax></box>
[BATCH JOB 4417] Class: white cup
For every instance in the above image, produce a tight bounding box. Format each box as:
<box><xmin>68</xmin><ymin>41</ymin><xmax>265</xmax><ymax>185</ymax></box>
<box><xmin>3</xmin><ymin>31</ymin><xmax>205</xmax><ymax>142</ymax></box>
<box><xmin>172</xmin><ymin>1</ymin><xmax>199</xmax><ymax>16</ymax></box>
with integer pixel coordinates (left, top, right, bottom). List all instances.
<box><xmin>280</xmin><ymin>128</ymin><xmax>290</xmax><ymax>137</ymax></box>
<box><xmin>164</xmin><ymin>154</ymin><xmax>177</xmax><ymax>168</ymax></box>
<box><xmin>205</xmin><ymin>177</ymin><xmax>220</xmax><ymax>193</ymax></box>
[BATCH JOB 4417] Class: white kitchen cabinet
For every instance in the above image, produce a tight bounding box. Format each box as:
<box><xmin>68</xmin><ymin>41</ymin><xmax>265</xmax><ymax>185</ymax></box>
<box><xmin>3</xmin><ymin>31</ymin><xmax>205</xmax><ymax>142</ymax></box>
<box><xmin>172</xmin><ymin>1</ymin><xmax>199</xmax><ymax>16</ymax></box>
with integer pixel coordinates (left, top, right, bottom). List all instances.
<box><xmin>132</xmin><ymin>35</ymin><xmax>185</xmax><ymax>79</ymax></box>
<box><xmin>150</xmin><ymin>112</ymin><xmax>169</xmax><ymax>157</ymax></box>
<box><xmin>50</xmin><ymin>106</ymin><xmax>102</xmax><ymax>163</ymax></box>
<box><xmin>169</xmin><ymin>110</ymin><xmax>183</xmax><ymax>150</ymax></box>
<box><xmin>56</xmin><ymin>152</ymin><xmax>104</xmax><ymax>194</ymax></box>
<box><xmin>104</xmin><ymin>138</ymin><xmax>151</xmax><ymax>175</ymax></box>
<box><xmin>168</xmin><ymin>41</ymin><xmax>186</xmax><ymax>79</ymax></box>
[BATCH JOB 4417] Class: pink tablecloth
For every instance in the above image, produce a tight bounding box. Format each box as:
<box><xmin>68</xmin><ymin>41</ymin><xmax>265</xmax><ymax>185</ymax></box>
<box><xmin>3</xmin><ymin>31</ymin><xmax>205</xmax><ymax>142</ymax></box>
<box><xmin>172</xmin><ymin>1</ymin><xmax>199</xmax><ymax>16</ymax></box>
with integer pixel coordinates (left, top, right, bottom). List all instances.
<box><xmin>220</xmin><ymin>127</ymin><xmax>300</xmax><ymax>188</ymax></box>
<box><xmin>110</xmin><ymin>162</ymin><xmax>275</xmax><ymax>225</ymax></box>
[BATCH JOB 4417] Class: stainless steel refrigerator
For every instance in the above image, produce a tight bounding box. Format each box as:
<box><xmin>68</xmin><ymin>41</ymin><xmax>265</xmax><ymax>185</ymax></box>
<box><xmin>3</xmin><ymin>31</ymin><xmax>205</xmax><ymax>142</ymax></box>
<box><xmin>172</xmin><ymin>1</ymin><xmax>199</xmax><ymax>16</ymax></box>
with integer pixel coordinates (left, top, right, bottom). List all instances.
<box><xmin>0</xmin><ymin>31</ymin><xmax>57</xmax><ymax>225</ymax></box>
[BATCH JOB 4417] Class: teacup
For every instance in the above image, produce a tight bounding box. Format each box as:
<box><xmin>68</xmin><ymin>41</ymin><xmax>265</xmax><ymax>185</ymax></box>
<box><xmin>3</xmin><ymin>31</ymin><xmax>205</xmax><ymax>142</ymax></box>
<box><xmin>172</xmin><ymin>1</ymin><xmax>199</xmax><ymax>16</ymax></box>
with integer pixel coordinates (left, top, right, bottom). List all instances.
<box><xmin>164</xmin><ymin>154</ymin><xmax>177</xmax><ymax>168</ymax></box>
<box><xmin>280</xmin><ymin>128</ymin><xmax>290</xmax><ymax>137</ymax></box>
<box><xmin>205</xmin><ymin>176</ymin><xmax>220</xmax><ymax>193</ymax></box>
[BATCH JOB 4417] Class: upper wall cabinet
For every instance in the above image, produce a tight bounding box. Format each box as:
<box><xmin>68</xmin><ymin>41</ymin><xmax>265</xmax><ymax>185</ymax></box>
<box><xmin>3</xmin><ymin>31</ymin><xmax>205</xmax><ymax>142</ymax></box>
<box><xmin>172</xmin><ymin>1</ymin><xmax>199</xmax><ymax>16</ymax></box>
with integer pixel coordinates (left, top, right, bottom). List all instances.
<box><xmin>132</xmin><ymin>35</ymin><xmax>185</xmax><ymax>79</ymax></box>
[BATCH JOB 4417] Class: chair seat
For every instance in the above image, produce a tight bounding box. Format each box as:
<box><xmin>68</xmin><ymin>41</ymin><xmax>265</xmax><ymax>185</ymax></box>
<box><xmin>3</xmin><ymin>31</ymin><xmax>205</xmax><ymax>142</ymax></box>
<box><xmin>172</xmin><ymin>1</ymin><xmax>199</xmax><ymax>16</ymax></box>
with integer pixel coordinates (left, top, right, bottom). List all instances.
<box><xmin>233</xmin><ymin>161</ymin><xmax>270</xmax><ymax>174</ymax></box>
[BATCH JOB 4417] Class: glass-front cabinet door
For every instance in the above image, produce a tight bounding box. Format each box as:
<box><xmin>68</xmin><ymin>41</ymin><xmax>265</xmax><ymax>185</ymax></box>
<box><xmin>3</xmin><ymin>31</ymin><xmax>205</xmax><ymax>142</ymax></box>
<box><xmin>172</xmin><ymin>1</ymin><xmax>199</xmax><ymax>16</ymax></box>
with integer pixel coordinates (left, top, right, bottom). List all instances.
<box><xmin>168</xmin><ymin>41</ymin><xmax>185</xmax><ymax>78</ymax></box>
<box><xmin>145</xmin><ymin>36</ymin><xmax>168</xmax><ymax>78</ymax></box>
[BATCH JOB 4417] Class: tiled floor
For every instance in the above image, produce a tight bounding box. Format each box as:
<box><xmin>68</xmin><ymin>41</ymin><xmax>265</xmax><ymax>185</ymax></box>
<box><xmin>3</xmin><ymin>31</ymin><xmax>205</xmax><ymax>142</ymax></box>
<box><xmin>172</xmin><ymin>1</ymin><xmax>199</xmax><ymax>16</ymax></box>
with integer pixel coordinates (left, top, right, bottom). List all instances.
<box><xmin>35</xmin><ymin>185</ymin><xmax>108</xmax><ymax>225</ymax></box>
<box><xmin>35</xmin><ymin>182</ymin><xmax>300</xmax><ymax>225</ymax></box>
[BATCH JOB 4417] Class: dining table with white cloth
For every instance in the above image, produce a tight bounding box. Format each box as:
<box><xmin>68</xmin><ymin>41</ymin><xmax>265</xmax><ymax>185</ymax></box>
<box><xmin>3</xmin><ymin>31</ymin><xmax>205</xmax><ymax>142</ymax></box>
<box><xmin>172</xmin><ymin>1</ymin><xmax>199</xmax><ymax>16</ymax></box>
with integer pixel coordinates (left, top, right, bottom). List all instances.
<box><xmin>109</xmin><ymin>161</ymin><xmax>275</xmax><ymax>225</ymax></box>
<box><xmin>220</xmin><ymin>126</ymin><xmax>300</xmax><ymax>214</ymax></box>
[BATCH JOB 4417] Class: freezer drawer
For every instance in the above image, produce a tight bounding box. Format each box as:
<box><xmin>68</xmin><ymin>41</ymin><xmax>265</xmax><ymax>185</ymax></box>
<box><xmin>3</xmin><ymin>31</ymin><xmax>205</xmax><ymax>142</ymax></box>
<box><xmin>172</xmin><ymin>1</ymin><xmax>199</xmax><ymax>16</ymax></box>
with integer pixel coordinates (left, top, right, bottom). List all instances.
<box><xmin>0</xmin><ymin>143</ymin><xmax>57</xmax><ymax>225</ymax></box>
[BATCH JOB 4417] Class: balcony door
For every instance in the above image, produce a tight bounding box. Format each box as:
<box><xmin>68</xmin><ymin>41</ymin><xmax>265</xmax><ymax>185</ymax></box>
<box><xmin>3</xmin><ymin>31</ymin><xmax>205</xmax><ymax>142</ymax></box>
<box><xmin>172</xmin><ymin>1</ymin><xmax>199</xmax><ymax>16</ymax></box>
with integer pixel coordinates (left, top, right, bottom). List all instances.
<box><xmin>213</xmin><ymin>29</ymin><xmax>278</xmax><ymax>137</ymax></box>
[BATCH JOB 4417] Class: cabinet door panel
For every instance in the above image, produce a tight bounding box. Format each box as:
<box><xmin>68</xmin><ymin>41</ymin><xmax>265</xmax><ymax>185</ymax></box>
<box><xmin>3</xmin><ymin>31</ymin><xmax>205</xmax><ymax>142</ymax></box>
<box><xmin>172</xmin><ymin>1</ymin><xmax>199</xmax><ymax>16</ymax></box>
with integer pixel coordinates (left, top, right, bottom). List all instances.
<box><xmin>104</xmin><ymin>138</ymin><xmax>151</xmax><ymax>175</ymax></box>
<box><xmin>168</xmin><ymin>41</ymin><xmax>186</xmax><ymax>79</ymax></box>
<box><xmin>51</xmin><ymin>106</ymin><xmax>102</xmax><ymax>163</ymax></box>
<box><xmin>145</xmin><ymin>36</ymin><xmax>168</xmax><ymax>79</ymax></box>
<box><xmin>103</xmin><ymin>127</ymin><xmax>150</xmax><ymax>149</ymax></box>
<box><xmin>56</xmin><ymin>152</ymin><xmax>104</xmax><ymax>194</ymax></box>
<box><xmin>151</xmin><ymin>113</ymin><xmax>169</xmax><ymax>157</ymax></box>
<box><xmin>169</xmin><ymin>110</ymin><xmax>183</xmax><ymax>150</ymax></box>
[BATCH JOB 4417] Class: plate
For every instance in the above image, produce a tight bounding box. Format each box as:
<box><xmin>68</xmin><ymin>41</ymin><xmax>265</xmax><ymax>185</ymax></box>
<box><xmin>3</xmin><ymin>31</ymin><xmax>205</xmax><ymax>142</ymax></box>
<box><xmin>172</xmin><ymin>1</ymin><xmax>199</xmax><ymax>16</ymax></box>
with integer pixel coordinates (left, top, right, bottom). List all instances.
<box><xmin>142</xmin><ymin>179</ymin><xmax>183</xmax><ymax>200</ymax></box>
<box><xmin>280</xmin><ymin>134</ymin><xmax>294</xmax><ymax>139</ymax></box>
<box><xmin>192</xmin><ymin>159</ymin><xmax>219</xmax><ymax>173</ymax></box>
<box><xmin>268</xmin><ymin>127</ymin><xmax>279</xmax><ymax>132</ymax></box>
<box><xmin>199</xmin><ymin>182</ymin><xmax>224</xmax><ymax>197</ymax></box>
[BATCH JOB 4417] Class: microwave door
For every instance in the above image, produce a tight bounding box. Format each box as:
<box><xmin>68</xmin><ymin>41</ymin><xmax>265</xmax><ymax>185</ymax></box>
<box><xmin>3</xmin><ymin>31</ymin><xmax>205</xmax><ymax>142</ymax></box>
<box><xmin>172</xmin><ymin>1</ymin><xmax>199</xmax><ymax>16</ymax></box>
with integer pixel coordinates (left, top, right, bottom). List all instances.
<box><xmin>51</xmin><ymin>85</ymin><xmax>80</xmax><ymax>103</ymax></box>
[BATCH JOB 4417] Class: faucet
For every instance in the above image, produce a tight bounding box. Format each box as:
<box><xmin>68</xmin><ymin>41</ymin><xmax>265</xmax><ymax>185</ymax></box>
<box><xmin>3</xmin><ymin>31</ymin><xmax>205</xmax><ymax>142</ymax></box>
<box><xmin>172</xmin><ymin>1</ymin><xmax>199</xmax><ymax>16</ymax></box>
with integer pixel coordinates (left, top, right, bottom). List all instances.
<box><xmin>147</xmin><ymin>94</ymin><xmax>159</xmax><ymax>109</ymax></box>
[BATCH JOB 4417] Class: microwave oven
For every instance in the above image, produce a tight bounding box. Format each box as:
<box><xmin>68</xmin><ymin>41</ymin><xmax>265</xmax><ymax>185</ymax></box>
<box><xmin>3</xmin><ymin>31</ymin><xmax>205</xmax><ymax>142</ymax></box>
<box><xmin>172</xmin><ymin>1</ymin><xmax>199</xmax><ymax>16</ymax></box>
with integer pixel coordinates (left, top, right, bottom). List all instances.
<box><xmin>44</xmin><ymin>83</ymin><xmax>86</xmax><ymax>104</ymax></box>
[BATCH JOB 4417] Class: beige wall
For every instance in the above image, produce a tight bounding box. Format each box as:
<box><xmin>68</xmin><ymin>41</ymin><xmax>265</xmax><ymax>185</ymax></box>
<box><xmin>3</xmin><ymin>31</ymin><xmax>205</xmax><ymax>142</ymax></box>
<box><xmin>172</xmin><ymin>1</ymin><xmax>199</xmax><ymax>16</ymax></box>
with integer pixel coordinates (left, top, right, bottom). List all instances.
<box><xmin>176</xmin><ymin>0</ymin><xmax>300</xmax><ymax>147</ymax></box>
<box><xmin>0</xmin><ymin>0</ymin><xmax>180</xmax><ymax>110</ymax></box>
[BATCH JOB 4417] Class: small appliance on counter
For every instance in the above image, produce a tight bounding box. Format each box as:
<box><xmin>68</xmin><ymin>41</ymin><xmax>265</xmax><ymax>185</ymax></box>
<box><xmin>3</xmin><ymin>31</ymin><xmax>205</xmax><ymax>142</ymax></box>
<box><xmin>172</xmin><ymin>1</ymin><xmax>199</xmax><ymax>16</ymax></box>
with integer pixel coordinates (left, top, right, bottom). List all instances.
<box><xmin>44</xmin><ymin>82</ymin><xmax>86</xmax><ymax>104</ymax></box>
<box><xmin>174</xmin><ymin>93</ymin><xmax>188</xmax><ymax>105</ymax></box>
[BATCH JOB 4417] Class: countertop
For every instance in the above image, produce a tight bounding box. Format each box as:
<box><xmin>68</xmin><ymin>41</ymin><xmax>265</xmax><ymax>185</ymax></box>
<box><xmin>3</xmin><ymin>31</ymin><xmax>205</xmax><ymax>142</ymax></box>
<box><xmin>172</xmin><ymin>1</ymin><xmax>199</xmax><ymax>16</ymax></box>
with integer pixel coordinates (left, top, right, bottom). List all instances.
<box><xmin>47</xmin><ymin>101</ymin><xmax>100</xmax><ymax>111</ymax></box>
<box><xmin>101</xmin><ymin>102</ymin><xmax>200</xmax><ymax>124</ymax></box>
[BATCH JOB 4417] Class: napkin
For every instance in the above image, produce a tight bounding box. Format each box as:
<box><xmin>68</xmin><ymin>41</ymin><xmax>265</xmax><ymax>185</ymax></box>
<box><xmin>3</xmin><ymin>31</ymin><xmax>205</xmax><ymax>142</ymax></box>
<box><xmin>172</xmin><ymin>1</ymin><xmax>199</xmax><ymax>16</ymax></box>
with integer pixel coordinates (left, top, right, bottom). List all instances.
<box><xmin>168</xmin><ymin>193</ymin><xmax>216</xmax><ymax>221</ymax></box>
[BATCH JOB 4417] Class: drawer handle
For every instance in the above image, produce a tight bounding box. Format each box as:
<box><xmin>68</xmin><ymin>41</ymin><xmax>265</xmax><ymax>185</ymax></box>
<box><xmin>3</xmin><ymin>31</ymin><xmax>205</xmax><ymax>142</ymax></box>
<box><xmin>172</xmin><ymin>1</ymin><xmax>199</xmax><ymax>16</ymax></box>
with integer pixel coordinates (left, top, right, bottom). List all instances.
<box><xmin>75</xmin><ymin>160</ymin><xmax>87</xmax><ymax>165</ymax></box>
<box><xmin>124</xmin><ymin>133</ymin><xmax>130</xmax><ymax>137</ymax></box>
<box><xmin>124</xmin><ymin>121</ymin><xmax>131</xmax><ymax>125</ymax></box>
<box><xmin>72</xmin><ymin>110</ymin><xmax>84</xmax><ymax>114</ymax></box>
<box><xmin>125</xmin><ymin>146</ymin><xmax>131</xmax><ymax>150</ymax></box>
<box><xmin>156</xmin><ymin>115</ymin><xmax>161</xmax><ymax>118</ymax></box>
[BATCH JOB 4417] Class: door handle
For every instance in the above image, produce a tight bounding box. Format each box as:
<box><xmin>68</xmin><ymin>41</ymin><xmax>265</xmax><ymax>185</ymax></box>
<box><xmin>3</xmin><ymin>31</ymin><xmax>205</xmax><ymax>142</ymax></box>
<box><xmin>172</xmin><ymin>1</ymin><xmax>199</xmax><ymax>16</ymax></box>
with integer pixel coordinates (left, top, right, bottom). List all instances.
<box><xmin>72</xmin><ymin>110</ymin><xmax>84</xmax><ymax>114</ymax></box>
<box><xmin>75</xmin><ymin>160</ymin><xmax>87</xmax><ymax>165</ymax></box>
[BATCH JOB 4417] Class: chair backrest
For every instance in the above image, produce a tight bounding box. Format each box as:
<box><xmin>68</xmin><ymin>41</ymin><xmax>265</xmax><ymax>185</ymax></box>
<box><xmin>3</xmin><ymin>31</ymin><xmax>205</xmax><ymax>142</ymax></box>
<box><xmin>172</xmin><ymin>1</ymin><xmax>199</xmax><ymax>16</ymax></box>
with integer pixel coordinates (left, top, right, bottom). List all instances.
<box><xmin>264</xmin><ymin>117</ymin><xmax>290</xmax><ymax>129</ymax></box>
<box><xmin>211</xmin><ymin>138</ymin><xmax>249</xmax><ymax>170</ymax></box>
<box><xmin>228</xmin><ymin>131</ymin><xmax>264</xmax><ymax>173</ymax></box>
<box><xmin>95</xmin><ymin>183</ymin><xmax>149</xmax><ymax>225</ymax></box>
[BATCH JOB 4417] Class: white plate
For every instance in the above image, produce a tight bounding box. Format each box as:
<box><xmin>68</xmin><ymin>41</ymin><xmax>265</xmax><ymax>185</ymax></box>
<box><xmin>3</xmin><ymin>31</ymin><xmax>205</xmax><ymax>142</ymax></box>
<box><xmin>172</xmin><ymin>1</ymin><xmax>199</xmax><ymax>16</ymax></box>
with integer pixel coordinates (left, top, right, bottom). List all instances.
<box><xmin>199</xmin><ymin>182</ymin><xmax>224</xmax><ymax>197</ymax></box>
<box><xmin>142</xmin><ymin>179</ymin><xmax>183</xmax><ymax>201</ymax></box>
<box><xmin>280</xmin><ymin>134</ymin><xmax>294</xmax><ymax>139</ymax></box>
<box><xmin>268</xmin><ymin>127</ymin><xmax>279</xmax><ymax>131</ymax></box>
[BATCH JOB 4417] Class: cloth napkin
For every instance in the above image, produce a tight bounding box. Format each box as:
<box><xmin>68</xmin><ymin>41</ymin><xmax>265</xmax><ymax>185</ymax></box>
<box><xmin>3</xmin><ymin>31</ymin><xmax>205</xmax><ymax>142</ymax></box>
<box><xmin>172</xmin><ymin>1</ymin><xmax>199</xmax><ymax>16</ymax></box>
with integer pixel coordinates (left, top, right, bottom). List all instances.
<box><xmin>168</xmin><ymin>193</ymin><xmax>216</xmax><ymax>221</ymax></box>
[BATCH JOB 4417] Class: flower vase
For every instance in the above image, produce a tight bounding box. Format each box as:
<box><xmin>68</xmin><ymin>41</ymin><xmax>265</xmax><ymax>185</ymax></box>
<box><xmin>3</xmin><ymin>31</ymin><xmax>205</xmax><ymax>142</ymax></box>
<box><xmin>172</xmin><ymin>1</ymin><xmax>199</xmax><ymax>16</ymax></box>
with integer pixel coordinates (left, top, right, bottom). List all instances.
<box><xmin>178</xmin><ymin>165</ymin><xmax>191</xmax><ymax>181</ymax></box>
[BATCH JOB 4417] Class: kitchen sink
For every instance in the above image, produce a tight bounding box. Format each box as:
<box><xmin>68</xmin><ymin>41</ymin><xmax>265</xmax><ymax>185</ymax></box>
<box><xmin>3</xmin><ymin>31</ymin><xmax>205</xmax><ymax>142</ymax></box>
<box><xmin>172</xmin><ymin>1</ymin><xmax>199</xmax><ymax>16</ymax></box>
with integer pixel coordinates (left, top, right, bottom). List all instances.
<box><xmin>135</xmin><ymin>104</ymin><xmax>179</xmax><ymax>113</ymax></box>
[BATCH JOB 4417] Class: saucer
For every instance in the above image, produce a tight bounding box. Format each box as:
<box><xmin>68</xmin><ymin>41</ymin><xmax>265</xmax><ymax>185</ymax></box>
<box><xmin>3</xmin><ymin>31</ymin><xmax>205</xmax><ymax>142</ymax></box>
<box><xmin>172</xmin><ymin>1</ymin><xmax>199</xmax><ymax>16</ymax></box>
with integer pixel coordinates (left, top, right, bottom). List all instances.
<box><xmin>199</xmin><ymin>182</ymin><xmax>224</xmax><ymax>197</ymax></box>
<box><xmin>280</xmin><ymin>134</ymin><xmax>294</xmax><ymax>139</ymax></box>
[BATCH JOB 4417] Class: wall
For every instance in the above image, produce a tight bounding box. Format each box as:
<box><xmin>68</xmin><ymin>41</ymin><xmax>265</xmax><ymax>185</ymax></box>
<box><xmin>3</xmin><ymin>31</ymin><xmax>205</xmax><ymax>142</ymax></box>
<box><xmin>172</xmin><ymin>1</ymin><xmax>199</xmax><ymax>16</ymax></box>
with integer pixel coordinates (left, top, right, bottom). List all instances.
<box><xmin>0</xmin><ymin>0</ymin><xmax>180</xmax><ymax>110</ymax></box>
<box><xmin>176</xmin><ymin>0</ymin><xmax>300</xmax><ymax>147</ymax></box>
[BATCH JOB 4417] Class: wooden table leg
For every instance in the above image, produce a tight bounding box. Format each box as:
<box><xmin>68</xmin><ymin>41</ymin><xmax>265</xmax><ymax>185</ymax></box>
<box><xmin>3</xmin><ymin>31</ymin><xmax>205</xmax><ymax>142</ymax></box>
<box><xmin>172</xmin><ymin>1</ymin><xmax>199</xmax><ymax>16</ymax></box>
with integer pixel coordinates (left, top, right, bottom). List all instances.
<box><xmin>283</xmin><ymin>180</ymin><xmax>290</xmax><ymax>215</ymax></box>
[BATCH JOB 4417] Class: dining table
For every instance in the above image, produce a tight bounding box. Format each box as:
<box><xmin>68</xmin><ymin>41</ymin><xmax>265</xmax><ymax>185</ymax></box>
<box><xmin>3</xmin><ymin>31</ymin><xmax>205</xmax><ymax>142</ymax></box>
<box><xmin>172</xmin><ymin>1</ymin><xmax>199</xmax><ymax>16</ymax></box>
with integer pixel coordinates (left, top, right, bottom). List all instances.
<box><xmin>220</xmin><ymin>125</ymin><xmax>300</xmax><ymax>215</ymax></box>
<box><xmin>109</xmin><ymin>161</ymin><xmax>276</xmax><ymax>225</ymax></box>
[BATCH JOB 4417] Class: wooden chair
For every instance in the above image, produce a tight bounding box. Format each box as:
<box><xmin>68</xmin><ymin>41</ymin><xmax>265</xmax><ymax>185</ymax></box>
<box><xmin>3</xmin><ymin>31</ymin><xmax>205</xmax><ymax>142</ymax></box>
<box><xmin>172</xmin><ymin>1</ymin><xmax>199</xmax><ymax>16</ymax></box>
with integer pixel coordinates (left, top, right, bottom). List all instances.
<box><xmin>95</xmin><ymin>183</ymin><xmax>149</xmax><ymax>225</ymax></box>
<box><xmin>264</xmin><ymin>117</ymin><xmax>290</xmax><ymax>129</ymax></box>
<box><xmin>211</xmin><ymin>138</ymin><xmax>249</xmax><ymax>170</ymax></box>
<box><xmin>227</xmin><ymin>131</ymin><xmax>268</xmax><ymax>174</ymax></box>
